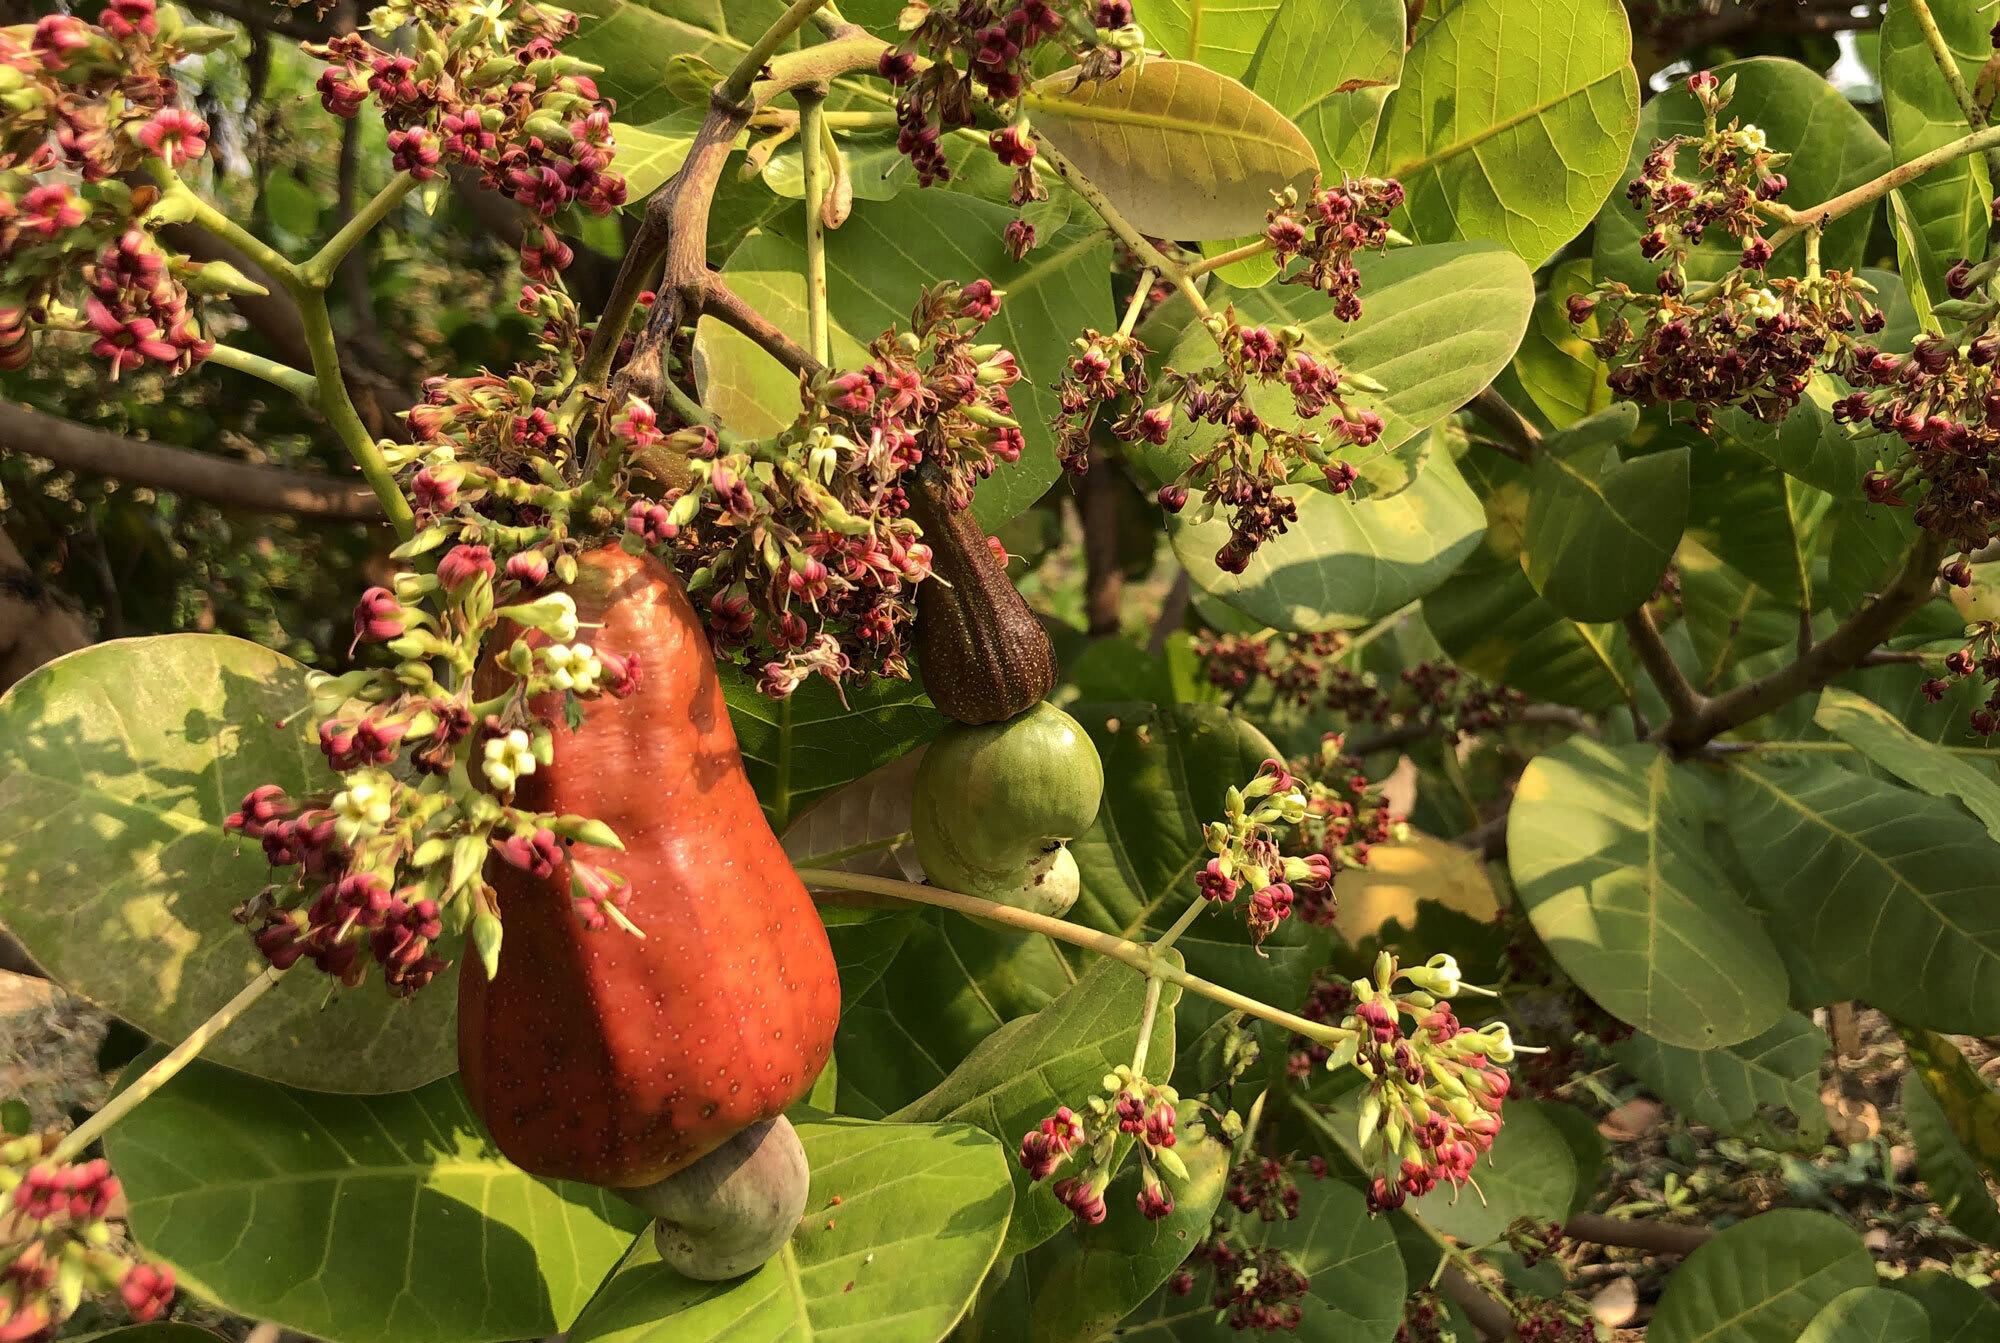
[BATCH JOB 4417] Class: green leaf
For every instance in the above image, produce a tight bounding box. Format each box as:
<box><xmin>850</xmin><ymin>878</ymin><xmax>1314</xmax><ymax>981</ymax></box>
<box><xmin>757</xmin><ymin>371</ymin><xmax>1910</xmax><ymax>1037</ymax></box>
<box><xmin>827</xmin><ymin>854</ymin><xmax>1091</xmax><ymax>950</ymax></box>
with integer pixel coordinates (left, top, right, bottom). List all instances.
<box><xmin>1611</xmin><ymin>1011</ymin><xmax>1829</xmax><ymax>1145</ymax></box>
<box><xmin>1536</xmin><ymin>1099</ymin><xmax>1608</xmax><ymax>1216</ymax></box>
<box><xmin>1026</xmin><ymin>59</ymin><xmax>1317</xmax><ymax>242</ymax></box>
<box><xmin>720</xmin><ymin>663</ymin><xmax>942</xmax><ymax>832</ymax></box>
<box><xmin>1814</xmin><ymin>687</ymin><xmax>2000</xmax><ymax>845</ymax></box>
<box><xmin>697</xmin><ymin>191</ymin><xmax>1115</xmax><ymax>529</ymax></box>
<box><xmin>1902</xmin><ymin>1029</ymin><xmax>2000</xmax><ymax>1190</ymax></box>
<box><xmin>1117</xmin><ymin>1174</ymin><xmax>1404</xmax><ymax>1341</ymax></box>
<box><xmin>1881</xmin><ymin>0</ymin><xmax>1993</xmax><ymax>304</ymax></box>
<box><xmin>1424</xmin><ymin>451</ymin><xmax>1634</xmax><ymax>712</ymax></box>
<box><xmin>1131</xmin><ymin>0</ymin><xmax>1279</xmax><ymax>80</ymax></box>
<box><xmin>1594</xmin><ymin>58</ymin><xmax>1890</xmax><ymax>289</ymax></box>
<box><xmin>1712</xmin><ymin>392</ymin><xmax>1875</xmax><ymax>498</ymax></box>
<box><xmin>1649</xmin><ymin>1210</ymin><xmax>1875</xmax><ymax>1343</ymax></box>
<box><xmin>1372</xmin><ymin>0</ymin><xmax>1640</xmax><ymax>264</ymax></box>
<box><xmin>566</xmin><ymin>0</ymin><xmax>793</xmax><ymax>125</ymax></box>
<box><xmin>1902</xmin><ymin>1068</ymin><xmax>2000</xmax><ymax>1246</ymax></box>
<box><xmin>1505</xmin><ymin>258</ymin><xmax>1612</xmax><ymax>430</ymax></box>
<box><xmin>0</xmin><ymin>636</ymin><xmax>455</xmax><ymax>1093</ymax></box>
<box><xmin>1797</xmin><ymin>1287</ymin><xmax>1933</xmax><ymax>1343</ymax></box>
<box><xmin>1522</xmin><ymin>403</ymin><xmax>1688</xmax><ymax>621</ymax></box>
<box><xmin>1676</xmin><ymin>543</ymin><xmax>1800</xmax><ymax>694</ymax></box>
<box><xmin>1065</xmin><ymin>703</ymin><xmax>1327</xmax><ymax>1042</ymax></box>
<box><xmin>834</xmin><ymin>910</ymin><xmax>1075</xmax><ymax>1118</ymax></box>
<box><xmin>1722</xmin><ymin>759</ymin><xmax>2000</xmax><ymax>1034</ymax></box>
<box><xmin>1243</xmin><ymin>0</ymin><xmax>1405</xmax><ymax>176</ymax></box>
<box><xmin>892</xmin><ymin>956</ymin><xmax>1178</xmax><ymax>1256</ymax></box>
<box><xmin>106</xmin><ymin>1057</ymin><xmax>645</xmax><ymax>1343</ymax></box>
<box><xmin>1012</xmin><ymin>1106</ymin><xmax>1231</xmax><ymax>1343</ymax></box>
<box><xmin>1683</xmin><ymin>429</ymin><xmax>1830</xmax><ymax>609</ymax></box>
<box><xmin>1508</xmin><ymin>739</ymin><xmax>1788</xmax><ymax>1048</ymax></box>
<box><xmin>1891</xmin><ymin>1270</ymin><xmax>2000</xmax><ymax>1343</ymax></box>
<box><xmin>566</xmin><ymin>1116</ymin><xmax>1013</xmax><ymax>1343</ymax></box>
<box><xmin>610</xmin><ymin>107</ymin><xmax>708</xmax><ymax>201</ymax></box>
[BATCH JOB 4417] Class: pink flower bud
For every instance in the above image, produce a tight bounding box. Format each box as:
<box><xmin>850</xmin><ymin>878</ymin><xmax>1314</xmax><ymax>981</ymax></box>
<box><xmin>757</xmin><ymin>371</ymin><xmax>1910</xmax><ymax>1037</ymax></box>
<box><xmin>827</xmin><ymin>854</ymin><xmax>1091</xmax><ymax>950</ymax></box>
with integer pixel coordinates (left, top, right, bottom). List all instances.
<box><xmin>437</xmin><ymin>544</ymin><xmax>495</xmax><ymax>591</ymax></box>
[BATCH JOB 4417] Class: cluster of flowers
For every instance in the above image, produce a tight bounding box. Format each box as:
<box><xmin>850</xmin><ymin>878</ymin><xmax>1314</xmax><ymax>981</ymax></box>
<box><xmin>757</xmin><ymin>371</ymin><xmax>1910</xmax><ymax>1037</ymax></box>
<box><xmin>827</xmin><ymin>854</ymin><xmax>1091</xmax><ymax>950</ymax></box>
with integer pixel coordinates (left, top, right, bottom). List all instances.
<box><xmin>1498</xmin><ymin>911</ymin><xmax>1633</xmax><ymax>1096</ymax></box>
<box><xmin>1393</xmin><ymin>1289</ymin><xmax>1454</xmax><ymax>1343</ymax></box>
<box><xmin>0</xmin><ymin>2</ymin><xmax>237</xmax><ymax>376</ymax></box>
<box><xmin>1016</xmin><ymin>1066</ymin><xmax>1186</xmax><ymax>1225</ymax></box>
<box><xmin>1165</xmin><ymin>1153</ymin><xmax>1330</xmax><ymax>1332</ymax></box>
<box><xmin>308</xmin><ymin>0</ymin><xmax>626</xmax><ymax>275</ymax></box>
<box><xmin>877</xmin><ymin>0</ymin><xmax>1140</xmax><ymax>188</ymax></box>
<box><xmin>0</xmin><ymin>1134</ymin><xmax>176</xmax><ymax>1340</ymax></box>
<box><xmin>1834</xmin><ymin>304</ymin><xmax>2000</xmax><ymax>551</ymax></box>
<box><xmin>624</xmin><ymin>280</ymin><xmax>1028</xmax><ymax>696</ymax></box>
<box><xmin>1263</xmin><ymin>177</ymin><xmax>1405</xmax><ymax>318</ymax></box>
<box><xmin>1571</xmin><ymin>71</ymin><xmax>1884</xmax><ymax>430</ymax></box>
<box><xmin>1195</xmin><ymin>630</ymin><xmax>1526</xmax><ymax>742</ymax></box>
<box><xmin>1052</xmin><ymin>326</ymin><xmax>1160</xmax><ymax>472</ymax></box>
<box><xmin>225</xmin><ymin>306</ymin><xmax>663</xmax><ymax>993</ymax></box>
<box><xmin>1152</xmin><ymin>312</ymin><xmax>1387</xmax><ymax>572</ymax></box>
<box><xmin>1627</xmin><ymin>70</ymin><xmax>1790</xmax><ymax>275</ymax></box>
<box><xmin>1917</xmin><ymin>620</ymin><xmax>2000</xmax><ymax>739</ymax></box>
<box><xmin>1316</xmin><ymin>950</ymin><xmax>1515</xmax><ymax>1214</ymax></box>
<box><xmin>1196</xmin><ymin>744</ymin><xmax>1405</xmax><ymax>945</ymax></box>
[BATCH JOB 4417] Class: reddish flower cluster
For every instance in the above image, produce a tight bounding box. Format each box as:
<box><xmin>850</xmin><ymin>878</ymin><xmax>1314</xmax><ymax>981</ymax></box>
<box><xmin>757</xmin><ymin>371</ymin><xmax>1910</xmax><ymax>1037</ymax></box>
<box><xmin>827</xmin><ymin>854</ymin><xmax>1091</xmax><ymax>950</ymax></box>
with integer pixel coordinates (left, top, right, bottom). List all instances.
<box><xmin>1</xmin><ymin>1134</ymin><xmax>176</xmax><ymax>1340</ymax></box>
<box><xmin>1052</xmin><ymin>327</ymin><xmax>1162</xmax><ymax>472</ymax></box>
<box><xmin>878</xmin><ymin>1</ymin><xmax>1138</xmax><ymax>189</ymax></box>
<box><xmin>309</xmin><ymin>0</ymin><xmax>626</xmax><ymax>270</ymax></box>
<box><xmin>1284</xmin><ymin>733</ymin><xmax>1406</xmax><ymax>908</ymax></box>
<box><xmin>1921</xmin><ymin>624</ymin><xmax>2000</xmax><ymax>737</ymax></box>
<box><xmin>0</xmin><ymin>2</ymin><xmax>230</xmax><ymax>375</ymax></box>
<box><xmin>1576</xmin><ymin>268</ymin><xmax>1879</xmax><ymax>429</ymax></box>
<box><xmin>1153</xmin><ymin>312</ymin><xmax>1384</xmax><ymax>571</ymax></box>
<box><xmin>1017</xmin><ymin>1067</ymin><xmax>1185</xmax><ymax>1227</ymax></box>
<box><xmin>628</xmin><ymin>281</ymin><xmax>1026</xmax><ymax>696</ymax></box>
<box><xmin>1264</xmin><ymin>177</ymin><xmax>1404</xmax><ymax>318</ymax></box>
<box><xmin>1834</xmin><ymin>324</ymin><xmax>2000</xmax><ymax>550</ymax></box>
<box><xmin>1394</xmin><ymin>1289</ymin><xmax>1453</xmax><ymax>1343</ymax></box>
<box><xmin>1194</xmin><ymin>758</ymin><xmax>1334</xmax><ymax>946</ymax></box>
<box><xmin>1574</xmin><ymin>71</ymin><xmax>1883</xmax><ymax>430</ymax></box>
<box><xmin>1224</xmin><ymin>1155</ymin><xmax>1301</xmax><ymax>1222</ymax></box>
<box><xmin>1626</xmin><ymin>70</ymin><xmax>1791</xmax><ymax>274</ymax></box>
<box><xmin>1172</xmin><ymin>1154</ymin><xmax>1334</xmax><ymax>1332</ymax></box>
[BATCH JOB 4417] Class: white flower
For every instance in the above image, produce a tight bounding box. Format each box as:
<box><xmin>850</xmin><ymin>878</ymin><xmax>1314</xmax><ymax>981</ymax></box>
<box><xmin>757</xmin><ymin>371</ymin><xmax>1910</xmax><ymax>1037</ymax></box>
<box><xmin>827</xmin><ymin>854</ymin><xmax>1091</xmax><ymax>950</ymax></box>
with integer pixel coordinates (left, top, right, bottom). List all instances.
<box><xmin>541</xmin><ymin>642</ymin><xmax>603</xmax><ymax>693</ymax></box>
<box><xmin>497</xmin><ymin>591</ymin><xmax>579</xmax><ymax>643</ymax></box>
<box><xmin>1409</xmin><ymin>952</ymin><xmax>1463</xmax><ymax>998</ymax></box>
<box><xmin>331</xmin><ymin>770</ymin><xmax>395</xmax><ymax>845</ymax></box>
<box><xmin>1740</xmin><ymin>287</ymin><xmax>1783</xmax><ymax>321</ymax></box>
<box><xmin>482</xmin><ymin>728</ymin><xmax>537</xmax><ymax>792</ymax></box>
<box><xmin>1737</xmin><ymin>125</ymin><xmax>1768</xmax><ymax>155</ymax></box>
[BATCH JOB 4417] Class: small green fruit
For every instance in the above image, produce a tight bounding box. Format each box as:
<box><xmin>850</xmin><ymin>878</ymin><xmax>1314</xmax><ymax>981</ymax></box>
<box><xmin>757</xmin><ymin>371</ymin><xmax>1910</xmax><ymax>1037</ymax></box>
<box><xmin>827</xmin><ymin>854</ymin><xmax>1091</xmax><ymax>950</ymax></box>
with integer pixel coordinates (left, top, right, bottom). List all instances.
<box><xmin>912</xmin><ymin>701</ymin><xmax>1104</xmax><ymax>916</ymax></box>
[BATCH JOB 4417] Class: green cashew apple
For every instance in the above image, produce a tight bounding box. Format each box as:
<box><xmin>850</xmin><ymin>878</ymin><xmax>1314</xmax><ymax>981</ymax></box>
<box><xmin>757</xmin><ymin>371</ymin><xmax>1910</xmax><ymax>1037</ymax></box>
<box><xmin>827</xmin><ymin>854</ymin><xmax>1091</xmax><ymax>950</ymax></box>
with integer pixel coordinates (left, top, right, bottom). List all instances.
<box><xmin>912</xmin><ymin>701</ymin><xmax>1104</xmax><ymax>916</ymax></box>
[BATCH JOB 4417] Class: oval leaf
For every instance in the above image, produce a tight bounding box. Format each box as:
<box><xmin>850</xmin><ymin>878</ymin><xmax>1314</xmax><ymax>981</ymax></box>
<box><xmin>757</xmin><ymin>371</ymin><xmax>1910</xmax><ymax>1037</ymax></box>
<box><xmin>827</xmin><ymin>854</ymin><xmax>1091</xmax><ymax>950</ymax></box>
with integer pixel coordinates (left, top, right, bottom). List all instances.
<box><xmin>1244</xmin><ymin>0</ymin><xmax>1405</xmax><ymax>176</ymax></box>
<box><xmin>1882</xmin><ymin>0</ymin><xmax>1993</xmax><ymax>306</ymax></box>
<box><xmin>1523</xmin><ymin>403</ymin><xmax>1688</xmax><ymax>621</ymax></box>
<box><xmin>1814</xmin><ymin>687</ymin><xmax>2000</xmax><ymax>846</ymax></box>
<box><xmin>1508</xmin><ymin>739</ymin><xmax>1789</xmax><ymax>1048</ymax></box>
<box><xmin>106</xmin><ymin>1057</ymin><xmax>644</xmax><ymax>1343</ymax></box>
<box><xmin>0</xmin><ymin>635</ymin><xmax>455</xmax><ymax>1093</ymax></box>
<box><xmin>1892</xmin><ymin>1271</ymin><xmax>2000</xmax><ymax>1343</ymax></box>
<box><xmin>1131</xmin><ymin>0</ymin><xmax>1277</xmax><ymax>81</ymax></box>
<box><xmin>1649</xmin><ymin>1210</ymin><xmax>1875</xmax><ymax>1343</ymax></box>
<box><xmin>1372</xmin><ymin>0</ymin><xmax>1640</xmax><ymax>264</ymax></box>
<box><xmin>1611</xmin><ymin>1012</ymin><xmax>1829</xmax><ymax>1146</ymax></box>
<box><xmin>1027</xmin><ymin>59</ymin><xmax>1317</xmax><ymax>241</ymax></box>
<box><xmin>1902</xmin><ymin>1068</ymin><xmax>2000</xmax><ymax>1247</ymax></box>
<box><xmin>1722</xmin><ymin>759</ymin><xmax>2000</xmax><ymax>1034</ymax></box>
<box><xmin>1797</xmin><ymin>1288</ymin><xmax>1932</xmax><ymax>1343</ymax></box>
<box><xmin>567</xmin><ymin>1115</ymin><xmax>1013</xmax><ymax>1343</ymax></box>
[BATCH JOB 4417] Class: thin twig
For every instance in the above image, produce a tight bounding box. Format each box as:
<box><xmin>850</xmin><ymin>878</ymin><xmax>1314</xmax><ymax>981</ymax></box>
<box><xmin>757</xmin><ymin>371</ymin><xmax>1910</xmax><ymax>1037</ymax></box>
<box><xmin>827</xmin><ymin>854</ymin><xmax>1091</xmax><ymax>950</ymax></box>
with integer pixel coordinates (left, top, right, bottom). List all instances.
<box><xmin>705</xmin><ymin>279</ymin><xmax>823</xmax><ymax>376</ymax></box>
<box><xmin>1467</xmin><ymin>387</ymin><xmax>1542</xmax><ymax>461</ymax></box>
<box><xmin>1623</xmin><ymin>605</ymin><xmax>1707</xmax><ymax>729</ymax></box>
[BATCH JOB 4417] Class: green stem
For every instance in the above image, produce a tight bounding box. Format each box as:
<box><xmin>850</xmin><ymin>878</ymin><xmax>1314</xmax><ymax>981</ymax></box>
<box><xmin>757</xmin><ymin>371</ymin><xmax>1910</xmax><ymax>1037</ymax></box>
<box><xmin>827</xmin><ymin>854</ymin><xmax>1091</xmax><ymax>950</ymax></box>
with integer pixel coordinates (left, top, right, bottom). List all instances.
<box><xmin>799</xmin><ymin>90</ymin><xmax>832</xmax><ymax>366</ymax></box>
<box><xmin>53</xmin><ymin>969</ymin><xmax>284</xmax><ymax>1163</ymax></box>
<box><xmin>1031</xmin><ymin>132</ymin><xmax>1211</xmax><ymax>321</ymax></box>
<box><xmin>302</xmin><ymin>173</ymin><xmax>420</xmax><ymax>290</ymax></box>
<box><xmin>1188</xmin><ymin>238</ymin><xmax>1273</xmax><ymax>276</ymax></box>
<box><xmin>1116</xmin><ymin>267</ymin><xmax>1155</xmax><ymax>339</ymax></box>
<box><xmin>1150</xmin><ymin>894</ymin><xmax>1208</xmax><ymax>958</ymax></box>
<box><xmin>1129</xmin><ymin>976</ymin><xmax>1165</xmax><ymax>1077</ymax></box>
<box><xmin>205</xmin><ymin>344</ymin><xmax>320</xmax><ymax>402</ymax></box>
<box><xmin>296</xmin><ymin>287</ymin><xmax>415</xmax><ymax>539</ymax></box>
<box><xmin>152</xmin><ymin>163</ymin><xmax>301</xmax><ymax>295</ymax></box>
<box><xmin>1905</xmin><ymin>0</ymin><xmax>2000</xmax><ymax>194</ymax></box>
<box><xmin>1766</xmin><ymin>123</ymin><xmax>2000</xmax><ymax>254</ymax></box>
<box><xmin>794</xmin><ymin>867</ymin><xmax>1353</xmax><ymax>1046</ymax></box>
<box><xmin>722</xmin><ymin>0</ymin><xmax>837</xmax><ymax>106</ymax></box>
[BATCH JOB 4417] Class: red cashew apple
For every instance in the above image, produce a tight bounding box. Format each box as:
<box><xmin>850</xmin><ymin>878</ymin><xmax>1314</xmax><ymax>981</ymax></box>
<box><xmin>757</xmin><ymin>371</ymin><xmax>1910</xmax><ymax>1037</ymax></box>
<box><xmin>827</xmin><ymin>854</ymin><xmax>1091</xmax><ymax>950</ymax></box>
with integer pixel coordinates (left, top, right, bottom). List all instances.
<box><xmin>459</xmin><ymin>546</ymin><xmax>840</xmax><ymax>1190</ymax></box>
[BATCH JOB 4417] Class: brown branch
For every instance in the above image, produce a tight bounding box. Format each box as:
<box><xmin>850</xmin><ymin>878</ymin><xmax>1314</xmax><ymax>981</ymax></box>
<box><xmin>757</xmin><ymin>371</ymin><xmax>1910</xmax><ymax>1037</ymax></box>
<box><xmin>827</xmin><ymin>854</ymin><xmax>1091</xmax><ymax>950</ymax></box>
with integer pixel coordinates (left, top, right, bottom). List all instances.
<box><xmin>1440</xmin><ymin>1265</ymin><xmax>1516</xmax><ymax>1341</ymax></box>
<box><xmin>1147</xmin><ymin>570</ymin><xmax>1192</xmax><ymax>655</ymax></box>
<box><xmin>1466</xmin><ymin>386</ymin><xmax>1541</xmax><ymax>462</ymax></box>
<box><xmin>1659</xmin><ymin>534</ymin><xmax>1951</xmax><ymax>752</ymax></box>
<box><xmin>1564</xmin><ymin>1211</ymin><xmax>1715</xmax><ymax>1257</ymax></box>
<box><xmin>704</xmin><ymin>279</ymin><xmax>823</xmax><ymax>376</ymax></box>
<box><xmin>1080</xmin><ymin>449</ymin><xmax>1123</xmax><ymax>638</ymax></box>
<box><xmin>1623</xmin><ymin>605</ymin><xmax>1706</xmax><ymax>729</ymax></box>
<box><xmin>0</xmin><ymin>400</ymin><xmax>382</xmax><ymax>520</ymax></box>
